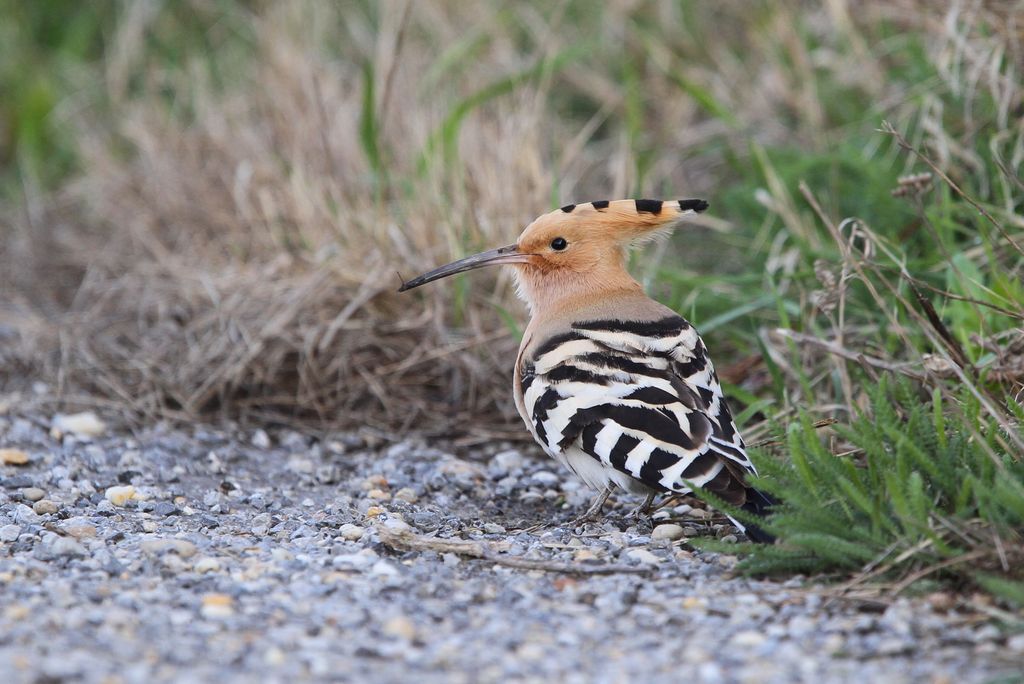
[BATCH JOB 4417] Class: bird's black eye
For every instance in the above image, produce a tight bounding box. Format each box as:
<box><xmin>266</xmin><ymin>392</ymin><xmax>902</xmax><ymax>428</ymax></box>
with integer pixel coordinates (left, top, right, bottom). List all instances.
<box><xmin>550</xmin><ymin>237</ymin><xmax>568</xmax><ymax>251</ymax></box>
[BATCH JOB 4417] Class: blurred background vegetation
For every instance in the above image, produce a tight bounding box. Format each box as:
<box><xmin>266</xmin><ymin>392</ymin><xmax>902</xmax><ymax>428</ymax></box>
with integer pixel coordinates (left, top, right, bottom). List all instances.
<box><xmin>1</xmin><ymin>1</ymin><xmax>1022</xmax><ymax>605</ymax></box>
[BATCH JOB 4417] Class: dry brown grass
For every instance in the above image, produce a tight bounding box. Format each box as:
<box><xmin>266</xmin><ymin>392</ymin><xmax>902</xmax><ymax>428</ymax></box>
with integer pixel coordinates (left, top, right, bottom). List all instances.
<box><xmin>1</xmin><ymin>0</ymin><xmax>1019</xmax><ymax>434</ymax></box>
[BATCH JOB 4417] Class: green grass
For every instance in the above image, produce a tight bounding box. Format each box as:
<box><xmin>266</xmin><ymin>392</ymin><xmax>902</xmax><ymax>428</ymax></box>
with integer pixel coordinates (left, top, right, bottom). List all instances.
<box><xmin>0</xmin><ymin>1</ymin><xmax>109</xmax><ymax>193</ymax></box>
<box><xmin>1</xmin><ymin>1</ymin><xmax>1022</xmax><ymax>608</ymax></box>
<box><xmin>736</xmin><ymin>378</ymin><xmax>1024</xmax><ymax>601</ymax></box>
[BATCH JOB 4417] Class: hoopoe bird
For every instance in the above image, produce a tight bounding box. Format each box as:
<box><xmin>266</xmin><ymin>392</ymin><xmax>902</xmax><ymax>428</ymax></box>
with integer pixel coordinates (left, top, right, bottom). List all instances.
<box><xmin>399</xmin><ymin>199</ymin><xmax>774</xmax><ymax>542</ymax></box>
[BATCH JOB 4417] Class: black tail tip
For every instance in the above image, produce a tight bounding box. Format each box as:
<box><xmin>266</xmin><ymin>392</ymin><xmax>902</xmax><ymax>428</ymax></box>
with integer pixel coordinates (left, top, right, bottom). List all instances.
<box><xmin>742</xmin><ymin>523</ymin><xmax>776</xmax><ymax>544</ymax></box>
<box><xmin>740</xmin><ymin>488</ymin><xmax>778</xmax><ymax>544</ymax></box>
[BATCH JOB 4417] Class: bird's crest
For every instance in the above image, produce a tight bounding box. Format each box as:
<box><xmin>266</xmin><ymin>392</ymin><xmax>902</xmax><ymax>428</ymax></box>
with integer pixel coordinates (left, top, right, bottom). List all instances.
<box><xmin>538</xmin><ymin>198</ymin><xmax>706</xmax><ymax>231</ymax></box>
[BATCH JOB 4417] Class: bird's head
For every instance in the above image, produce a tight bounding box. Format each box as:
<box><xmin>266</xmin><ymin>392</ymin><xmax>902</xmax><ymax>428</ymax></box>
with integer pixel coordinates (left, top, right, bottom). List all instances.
<box><xmin>399</xmin><ymin>198</ymin><xmax>708</xmax><ymax>313</ymax></box>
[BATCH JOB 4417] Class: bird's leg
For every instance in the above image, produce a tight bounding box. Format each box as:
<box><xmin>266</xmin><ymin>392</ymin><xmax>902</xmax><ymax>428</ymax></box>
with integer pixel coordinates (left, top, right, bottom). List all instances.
<box><xmin>629</xmin><ymin>492</ymin><xmax>657</xmax><ymax>521</ymax></box>
<box><xmin>571</xmin><ymin>487</ymin><xmax>613</xmax><ymax>526</ymax></box>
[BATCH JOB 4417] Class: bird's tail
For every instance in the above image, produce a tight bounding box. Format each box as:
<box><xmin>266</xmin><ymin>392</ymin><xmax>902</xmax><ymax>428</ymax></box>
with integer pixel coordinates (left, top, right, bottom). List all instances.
<box><xmin>727</xmin><ymin>487</ymin><xmax>777</xmax><ymax>544</ymax></box>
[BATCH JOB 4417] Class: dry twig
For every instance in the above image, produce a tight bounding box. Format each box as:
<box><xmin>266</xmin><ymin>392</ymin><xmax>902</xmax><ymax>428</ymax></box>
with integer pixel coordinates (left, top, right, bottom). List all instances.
<box><xmin>377</xmin><ymin>525</ymin><xmax>652</xmax><ymax>575</ymax></box>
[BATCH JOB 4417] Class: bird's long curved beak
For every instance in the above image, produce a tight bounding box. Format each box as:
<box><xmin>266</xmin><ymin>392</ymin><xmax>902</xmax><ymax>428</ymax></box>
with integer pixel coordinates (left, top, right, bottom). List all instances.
<box><xmin>398</xmin><ymin>244</ymin><xmax>528</xmax><ymax>292</ymax></box>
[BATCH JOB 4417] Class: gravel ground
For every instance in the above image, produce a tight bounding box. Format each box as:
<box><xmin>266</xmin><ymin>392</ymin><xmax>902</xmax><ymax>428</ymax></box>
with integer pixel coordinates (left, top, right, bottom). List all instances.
<box><xmin>0</xmin><ymin>404</ymin><xmax>1020</xmax><ymax>684</ymax></box>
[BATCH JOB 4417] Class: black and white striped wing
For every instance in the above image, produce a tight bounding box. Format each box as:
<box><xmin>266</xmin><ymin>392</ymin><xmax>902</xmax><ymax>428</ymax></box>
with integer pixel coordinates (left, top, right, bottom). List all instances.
<box><xmin>521</xmin><ymin>315</ymin><xmax>755</xmax><ymax>505</ymax></box>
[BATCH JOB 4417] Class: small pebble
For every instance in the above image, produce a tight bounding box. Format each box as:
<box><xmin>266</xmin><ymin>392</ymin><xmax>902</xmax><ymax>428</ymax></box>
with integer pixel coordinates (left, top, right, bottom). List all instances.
<box><xmin>11</xmin><ymin>504</ymin><xmax>40</xmax><ymax>524</ymax></box>
<box><xmin>1007</xmin><ymin>633</ymin><xmax>1024</xmax><ymax>653</ymax></box>
<box><xmin>340</xmin><ymin>524</ymin><xmax>364</xmax><ymax>541</ymax></box>
<box><xmin>926</xmin><ymin>592</ymin><xmax>956</xmax><ymax>611</ymax></box>
<box><xmin>140</xmin><ymin>538</ymin><xmax>198</xmax><ymax>558</ymax></box>
<box><xmin>367</xmin><ymin>488</ymin><xmax>391</xmax><ymax>501</ymax></box>
<box><xmin>362</xmin><ymin>475</ymin><xmax>388</xmax><ymax>490</ymax></box>
<box><xmin>52</xmin><ymin>411</ymin><xmax>107</xmax><ymax>437</ymax></box>
<box><xmin>105</xmin><ymin>485</ymin><xmax>136</xmax><ymax>507</ymax></box>
<box><xmin>251</xmin><ymin>429</ymin><xmax>271</xmax><ymax>449</ymax></box>
<box><xmin>732</xmin><ymin>630</ymin><xmax>766</xmax><ymax>648</ymax></box>
<box><xmin>20</xmin><ymin>487</ymin><xmax>45</xmax><ymax>502</ymax></box>
<box><xmin>574</xmin><ymin>549</ymin><xmax>598</xmax><ymax>562</ymax></box>
<box><xmin>3</xmin><ymin>475</ymin><xmax>33</xmax><ymax>489</ymax></box>
<box><xmin>153</xmin><ymin>502</ymin><xmax>179</xmax><ymax>516</ymax></box>
<box><xmin>393</xmin><ymin>487</ymin><xmax>418</xmax><ymax>503</ymax></box>
<box><xmin>63</xmin><ymin>521</ymin><xmax>97</xmax><ymax>538</ymax></box>
<box><xmin>625</xmin><ymin>548</ymin><xmax>662</xmax><ymax>564</ymax></box>
<box><xmin>651</xmin><ymin>524</ymin><xmax>684</xmax><ymax>541</ymax></box>
<box><xmin>716</xmin><ymin>555</ymin><xmax>739</xmax><ymax>568</ymax></box>
<box><xmin>201</xmin><ymin>593</ymin><xmax>234</xmax><ymax>618</ymax></box>
<box><xmin>489</xmin><ymin>450</ymin><xmax>525</xmax><ymax>475</ymax></box>
<box><xmin>47</xmin><ymin>536</ymin><xmax>86</xmax><ymax>557</ymax></box>
<box><xmin>32</xmin><ymin>500</ymin><xmax>58</xmax><ymax>515</ymax></box>
<box><xmin>193</xmin><ymin>557</ymin><xmax>222</xmax><ymax>573</ymax></box>
<box><xmin>371</xmin><ymin>560</ymin><xmax>400</xmax><ymax>577</ymax></box>
<box><xmin>0</xmin><ymin>449</ymin><xmax>30</xmax><ymax>465</ymax></box>
<box><xmin>0</xmin><ymin>524</ymin><xmax>20</xmax><ymax>542</ymax></box>
<box><xmin>383</xmin><ymin>615</ymin><xmax>417</xmax><ymax>641</ymax></box>
<box><xmin>532</xmin><ymin>471</ymin><xmax>560</xmax><ymax>487</ymax></box>
<box><xmin>382</xmin><ymin>518</ymin><xmax>411</xmax><ymax>534</ymax></box>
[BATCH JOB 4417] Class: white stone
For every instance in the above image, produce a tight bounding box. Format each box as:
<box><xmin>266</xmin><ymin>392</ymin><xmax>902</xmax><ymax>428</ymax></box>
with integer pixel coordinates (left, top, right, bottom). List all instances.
<box><xmin>104</xmin><ymin>485</ymin><xmax>136</xmax><ymax>507</ymax></box>
<box><xmin>48</xmin><ymin>536</ymin><xmax>86</xmax><ymax>557</ymax></box>
<box><xmin>370</xmin><ymin>560</ymin><xmax>400</xmax><ymax>577</ymax></box>
<box><xmin>651</xmin><ymin>524</ymin><xmax>685</xmax><ymax>541</ymax></box>
<box><xmin>382</xmin><ymin>518</ymin><xmax>411</xmax><ymax>534</ymax></box>
<box><xmin>332</xmin><ymin>550</ymin><xmax>377</xmax><ymax>570</ymax></box>
<box><xmin>271</xmin><ymin>548</ymin><xmax>294</xmax><ymax>562</ymax></box>
<box><xmin>140</xmin><ymin>537</ymin><xmax>198</xmax><ymax>558</ymax></box>
<box><xmin>1007</xmin><ymin>633</ymin><xmax>1024</xmax><ymax>653</ymax></box>
<box><xmin>490</xmin><ymin>450</ymin><xmax>526</xmax><ymax>475</ymax></box>
<box><xmin>340</xmin><ymin>524</ymin><xmax>364</xmax><ymax>541</ymax></box>
<box><xmin>251</xmin><ymin>429</ymin><xmax>271</xmax><ymax>449</ymax></box>
<box><xmin>626</xmin><ymin>548</ymin><xmax>662</xmax><ymax>564</ymax></box>
<box><xmin>731</xmin><ymin>630</ymin><xmax>766</xmax><ymax>648</ymax></box>
<box><xmin>532</xmin><ymin>470</ymin><xmax>560</xmax><ymax>486</ymax></box>
<box><xmin>52</xmin><ymin>412</ymin><xmax>107</xmax><ymax>437</ymax></box>
<box><xmin>193</xmin><ymin>557</ymin><xmax>222</xmax><ymax>573</ymax></box>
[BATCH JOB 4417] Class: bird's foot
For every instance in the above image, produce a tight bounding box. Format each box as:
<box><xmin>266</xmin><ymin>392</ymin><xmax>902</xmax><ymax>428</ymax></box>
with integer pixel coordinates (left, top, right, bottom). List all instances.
<box><xmin>570</xmin><ymin>487</ymin><xmax>613</xmax><ymax>527</ymax></box>
<box><xmin>627</xmin><ymin>492</ymin><xmax>657</xmax><ymax>521</ymax></box>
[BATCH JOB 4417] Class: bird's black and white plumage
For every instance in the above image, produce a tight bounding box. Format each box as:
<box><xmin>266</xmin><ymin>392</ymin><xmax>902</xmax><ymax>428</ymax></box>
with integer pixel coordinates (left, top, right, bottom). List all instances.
<box><xmin>400</xmin><ymin>198</ymin><xmax>774</xmax><ymax>541</ymax></box>
<box><xmin>514</xmin><ymin>294</ymin><xmax>774</xmax><ymax>541</ymax></box>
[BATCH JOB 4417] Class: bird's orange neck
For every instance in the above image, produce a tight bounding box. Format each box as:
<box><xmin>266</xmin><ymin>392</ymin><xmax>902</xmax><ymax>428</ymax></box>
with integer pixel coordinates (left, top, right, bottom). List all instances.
<box><xmin>512</xmin><ymin>253</ymin><xmax>644</xmax><ymax>319</ymax></box>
